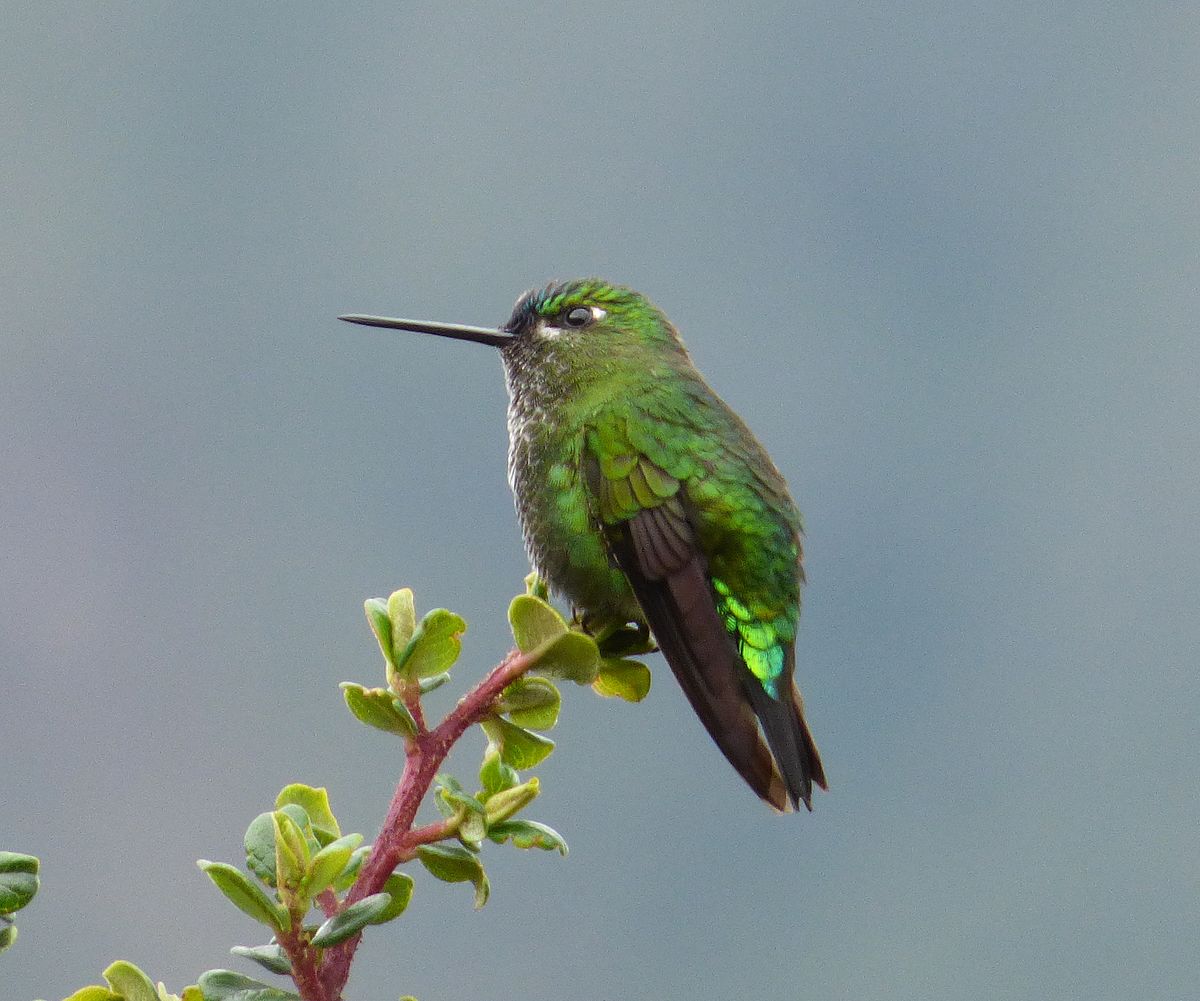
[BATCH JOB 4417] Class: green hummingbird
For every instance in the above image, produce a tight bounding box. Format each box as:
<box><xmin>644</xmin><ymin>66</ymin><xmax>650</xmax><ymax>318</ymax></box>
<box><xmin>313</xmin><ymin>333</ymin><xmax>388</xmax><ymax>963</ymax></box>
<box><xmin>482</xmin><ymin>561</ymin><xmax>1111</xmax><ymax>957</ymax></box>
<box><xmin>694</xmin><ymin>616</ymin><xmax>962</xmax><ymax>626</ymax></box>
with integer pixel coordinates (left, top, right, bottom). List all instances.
<box><xmin>341</xmin><ymin>279</ymin><xmax>827</xmax><ymax>811</ymax></box>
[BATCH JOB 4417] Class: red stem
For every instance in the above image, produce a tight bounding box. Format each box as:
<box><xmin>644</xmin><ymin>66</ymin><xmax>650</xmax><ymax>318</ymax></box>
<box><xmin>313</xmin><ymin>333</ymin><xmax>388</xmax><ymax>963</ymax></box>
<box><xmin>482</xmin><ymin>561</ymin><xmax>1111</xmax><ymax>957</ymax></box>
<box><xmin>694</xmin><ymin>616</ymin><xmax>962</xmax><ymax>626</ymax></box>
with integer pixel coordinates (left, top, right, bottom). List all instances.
<box><xmin>279</xmin><ymin>914</ymin><xmax>331</xmax><ymax>1001</ymax></box>
<box><xmin>314</xmin><ymin>647</ymin><xmax>538</xmax><ymax>999</ymax></box>
<box><xmin>315</xmin><ymin>888</ymin><xmax>340</xmax><ymax>918</ymax></box>
<box><xmin>402</xmin><ymin>685</ymin><xmax>428</xmax><ymax>733</ymax></box>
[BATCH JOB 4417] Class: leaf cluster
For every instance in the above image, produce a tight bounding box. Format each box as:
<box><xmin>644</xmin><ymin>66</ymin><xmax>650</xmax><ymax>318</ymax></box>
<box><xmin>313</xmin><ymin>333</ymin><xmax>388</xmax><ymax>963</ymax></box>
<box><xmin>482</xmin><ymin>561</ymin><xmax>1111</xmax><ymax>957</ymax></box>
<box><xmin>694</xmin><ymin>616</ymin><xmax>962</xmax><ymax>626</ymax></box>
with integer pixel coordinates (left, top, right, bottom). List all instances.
<box><xmin>30</xmin><ymin>579</ymin><xmax>653</xmax><ymax>1001</ymax></box>
<box><xmin>0</xmin><ymin>851</ymin><xmax>39</xmax><ymax>955</ymax></box>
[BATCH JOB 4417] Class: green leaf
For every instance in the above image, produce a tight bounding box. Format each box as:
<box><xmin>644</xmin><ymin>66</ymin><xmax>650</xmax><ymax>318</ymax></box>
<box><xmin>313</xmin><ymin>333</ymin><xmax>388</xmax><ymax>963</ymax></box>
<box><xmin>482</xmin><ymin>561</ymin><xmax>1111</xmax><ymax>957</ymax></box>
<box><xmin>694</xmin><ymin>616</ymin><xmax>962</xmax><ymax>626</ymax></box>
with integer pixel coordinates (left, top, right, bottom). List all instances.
<box><xmin>508</xmin><ymin>594</ymin><xmax>567</xmax><ymax>651</ymax></box>
<box><xmin>310</xmin><ymin>892</ymin><xmax>392</xmax><ymax>947</ymax></box>
<box><xmin>341</xmin><ymin>683</ymin><xmax>417</xmax><ymax>737</ymax></box>
<box><xmin>275</xmin><ymin>785</ymin><xmax>340</xmax><ymax>844</ymax></box>
<box><xmin>386</xmin><ymin>588</ymin><xmax>417</xmax><ymax>662</ymax></box>
<box><xmin>0</xmin><ymin>851</ymin><xmax>39</xmax><ymax>874</ymax></box>
<box><xmin>276</xmin><ymin>804</ymin><xmax>313</xmax><ymax>841</ymax></box>
<box><xmin>332</xmin><ymin>845</ymin><xmax>370</xmax><ymax>893</ymax></box>
<box><xmin>243</xmin><ymin>812</ymin><xmax>278</xmax><ymax>887</ymax></box>
<box><xmin>370</xmin><ymin>872</ymin><xmax>414</xmax><ymax>924</ymax></box>
<box><xmin>487</xmin><ymin>819</ymin><xmax>569</xmax><ymax>855</ymax></box>
<box><xmin>397</xmin><ymin>608</ymin><xmax>467</xmax><ymax>680</ymax></box>
<box><xmin>61</xmin><ymin>988</ymin><xmax>121</xmax><ymax>1001</ymax></box>
<box><xmin>418</xmin><ymin>671</ymin><xmax>451</xmax><ymax>694</ymax></box>
<box><xmin>478</xmin><ymin>745</ymin><xmax>519</xmax><ymax>797</ymax></box>
<box><xmin>434</xmin><ymin>774</ymin><xmax>486</xmax><ymax>818</ymax></box>
<box><xmin>498</xmin><ymin>676</ymin><xmax>561</xmax><ymax>730</ymax></box>
<box><xmin>244</xmin><ymin>803</ymin><xmax>317</xmax><ymax>888</ymax></box>
<box><xmin>592</xmin><ymin>658</ymin><xmax>653</xmax><ymax>702</ymax></box>
<box><xmin>196</xmin><ymin>970</ymin><xmax>300</xmax><ymax>1000</ymax></box>
<box><xmin>524</xmin><ymin>571</ymin><xmax>549</xmax><ymax>600</ymax></box>
<box><xmin>434</xmin><ymin>775</ymin><xmax>487</xmax><ymax>846</ymax></box>
<box><xmin>482</xmin><ymin>778</ymin><xmax>539</xmax><ymax>825</ymax></box>
<box><xmin>272</xmin><ymin>811</ymin><xmax>310</xmax><ymax>898</ymax></box>
<box><xmin>229</xmin><ymin>944</ymin><xmax>291</xmax><ymax>976</ymax></box>
<box><xmin>0</xmin><ymin>852</ymin><xmax>39</xmax><ymax>915</ymax></box>
<box><xmin>243</xmin><ymin>806</ymin><xmax>315</xmax><ymax>890</ymax></box>
<box><xmin>459</xmin><ymin>812</ymin><xmax>487</xmax><ymax>848</ymax></box>
<box><xmin>304</xmin><ymin>833</ymin><xmax>363</xmax><ymax>898</ymax></box>
<box><xmin>103</xmin><ymin>961</ymin><xmax>160</xmax><ymax>1001</ymax></box>
<box><xmin>480</xmin><ymin>717</ymin><xmax>555</xmax><ymax>770</ymax></box>
<box><xmin>197</xmin><ymin>861</ymin><xmax>288</xmax><ymax>932</ymax></box>
<box><xmin>416</xmin><ymin>844</ymin><xmax>490</xmax><ymax>908</ymax></box>
<box><xmin>531</xmin><ymin>631</ymin><xmax>600</xmax><ymax>684</ymax></box>
<box><xmin>364</xmin><ymin>597</ymin><xmax>395</xmax><ymax>669</ymax></box>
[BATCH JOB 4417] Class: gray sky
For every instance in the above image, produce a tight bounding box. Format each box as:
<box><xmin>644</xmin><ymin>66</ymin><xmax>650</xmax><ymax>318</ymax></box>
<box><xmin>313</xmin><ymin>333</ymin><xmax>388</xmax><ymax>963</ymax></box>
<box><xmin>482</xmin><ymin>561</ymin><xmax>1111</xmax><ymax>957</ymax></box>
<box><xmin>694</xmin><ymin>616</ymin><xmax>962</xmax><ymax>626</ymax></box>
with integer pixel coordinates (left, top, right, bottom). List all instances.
<box><xmin>4</xmin><ymin>4</ymin><xmax>1198</xmax><ymax>1000</ymax></box>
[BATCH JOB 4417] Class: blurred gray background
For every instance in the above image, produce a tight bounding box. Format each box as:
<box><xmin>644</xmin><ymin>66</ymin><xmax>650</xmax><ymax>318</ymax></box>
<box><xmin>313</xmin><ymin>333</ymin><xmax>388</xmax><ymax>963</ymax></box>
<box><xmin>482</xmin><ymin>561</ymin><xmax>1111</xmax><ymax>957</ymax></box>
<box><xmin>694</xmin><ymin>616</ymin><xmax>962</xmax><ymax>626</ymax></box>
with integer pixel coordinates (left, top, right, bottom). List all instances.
<box><xmin>3</xmin><ymin>4</ymin><xmax>1197</xmax><ymax>1000</ymax></box>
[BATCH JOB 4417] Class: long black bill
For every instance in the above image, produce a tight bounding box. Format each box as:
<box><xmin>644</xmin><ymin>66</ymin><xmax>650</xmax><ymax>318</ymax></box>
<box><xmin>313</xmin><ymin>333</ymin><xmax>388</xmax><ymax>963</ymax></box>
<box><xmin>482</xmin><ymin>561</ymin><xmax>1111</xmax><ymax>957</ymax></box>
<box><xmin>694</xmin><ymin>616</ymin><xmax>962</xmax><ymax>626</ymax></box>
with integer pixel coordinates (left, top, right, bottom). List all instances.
<box><xmin>338</xmin><ymin>313</ymin><xmax>512</xmax><ymax>347</ymax></box>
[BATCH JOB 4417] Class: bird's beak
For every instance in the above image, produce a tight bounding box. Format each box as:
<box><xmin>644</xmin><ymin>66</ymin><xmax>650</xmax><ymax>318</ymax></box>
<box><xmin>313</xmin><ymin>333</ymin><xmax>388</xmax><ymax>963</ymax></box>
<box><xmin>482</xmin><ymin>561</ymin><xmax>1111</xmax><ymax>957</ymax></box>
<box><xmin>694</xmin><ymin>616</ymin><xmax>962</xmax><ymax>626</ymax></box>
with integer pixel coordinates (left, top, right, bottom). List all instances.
<box><xmin>338</xmin><ymin>313</ymin><xmax>513</xmax><ymax>348</ymax></box>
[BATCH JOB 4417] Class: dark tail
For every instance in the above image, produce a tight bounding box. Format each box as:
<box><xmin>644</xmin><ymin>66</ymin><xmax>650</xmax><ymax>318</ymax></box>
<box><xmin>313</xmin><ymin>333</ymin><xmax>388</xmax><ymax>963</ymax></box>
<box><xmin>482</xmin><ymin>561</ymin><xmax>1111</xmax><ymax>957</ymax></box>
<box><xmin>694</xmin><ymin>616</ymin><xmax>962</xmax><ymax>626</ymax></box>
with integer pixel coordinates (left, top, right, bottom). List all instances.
<box><xmin>653</xmin><ymin>558</ymin><xmax>792</xmax><ymax>810</ymax></box>
<box><xmin>607</xmin><ymin>498</ymin><xmax>822</xmax><ymax>811</ymax></box>
<box><xmin>744</xmin><ymin>668</ymin><xmax>827</xmax><ymax>811</ymax></box>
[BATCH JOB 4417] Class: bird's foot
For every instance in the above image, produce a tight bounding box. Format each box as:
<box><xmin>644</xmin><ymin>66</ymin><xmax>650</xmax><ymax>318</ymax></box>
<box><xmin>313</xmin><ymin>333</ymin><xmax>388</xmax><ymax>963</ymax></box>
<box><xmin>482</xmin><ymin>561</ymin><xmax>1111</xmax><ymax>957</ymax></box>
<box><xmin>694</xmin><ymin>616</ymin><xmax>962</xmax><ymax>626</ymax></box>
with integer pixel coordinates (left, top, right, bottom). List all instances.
<box><xmin>576</xmin><ymin>614</ymin><xmax>658</xmax><ymax>657</ymax></box>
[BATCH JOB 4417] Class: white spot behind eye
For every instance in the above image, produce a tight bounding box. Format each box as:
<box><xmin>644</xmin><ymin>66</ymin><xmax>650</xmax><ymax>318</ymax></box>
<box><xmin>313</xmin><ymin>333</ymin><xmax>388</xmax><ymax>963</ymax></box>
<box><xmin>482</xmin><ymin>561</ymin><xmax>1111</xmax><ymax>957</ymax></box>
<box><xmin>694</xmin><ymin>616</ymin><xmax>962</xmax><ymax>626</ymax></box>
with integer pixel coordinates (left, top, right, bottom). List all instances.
<box><xmin>590</xmin><ymin>307</ymin><xmax>607</xmax><ymax>322</ymax></box>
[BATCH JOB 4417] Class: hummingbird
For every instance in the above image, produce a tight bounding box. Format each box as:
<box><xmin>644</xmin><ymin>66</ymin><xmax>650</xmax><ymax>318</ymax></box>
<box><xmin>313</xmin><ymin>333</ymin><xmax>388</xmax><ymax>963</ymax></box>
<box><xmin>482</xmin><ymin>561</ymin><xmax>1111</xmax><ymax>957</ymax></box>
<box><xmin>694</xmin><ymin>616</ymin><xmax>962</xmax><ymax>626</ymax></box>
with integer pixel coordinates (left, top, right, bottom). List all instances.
<box><xmin>340</xmin><ymin>279</ymin><xmax>827</xmax><ymax>811</ymax></box>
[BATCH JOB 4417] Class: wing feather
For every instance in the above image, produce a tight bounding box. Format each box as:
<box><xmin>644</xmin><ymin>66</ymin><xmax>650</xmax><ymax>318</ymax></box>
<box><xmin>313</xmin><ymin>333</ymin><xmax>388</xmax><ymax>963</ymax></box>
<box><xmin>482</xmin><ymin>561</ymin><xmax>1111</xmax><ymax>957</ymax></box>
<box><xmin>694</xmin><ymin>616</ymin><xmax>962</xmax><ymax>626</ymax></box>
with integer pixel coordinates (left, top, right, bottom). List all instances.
<box><xmin>585</xmin><ymin>418</ymin><xmax>825</xmax><ymax>811</ymax></box>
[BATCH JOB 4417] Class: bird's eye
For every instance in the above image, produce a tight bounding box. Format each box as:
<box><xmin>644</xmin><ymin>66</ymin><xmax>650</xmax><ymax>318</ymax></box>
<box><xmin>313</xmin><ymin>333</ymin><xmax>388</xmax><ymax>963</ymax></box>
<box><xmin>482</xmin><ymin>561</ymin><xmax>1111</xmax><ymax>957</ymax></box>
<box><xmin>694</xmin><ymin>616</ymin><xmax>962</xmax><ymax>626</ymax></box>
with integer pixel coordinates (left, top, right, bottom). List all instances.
<box><xmin>563</xmin><ymin>306</ymin><xmax>593</xmax><ymax>328</ymax></box>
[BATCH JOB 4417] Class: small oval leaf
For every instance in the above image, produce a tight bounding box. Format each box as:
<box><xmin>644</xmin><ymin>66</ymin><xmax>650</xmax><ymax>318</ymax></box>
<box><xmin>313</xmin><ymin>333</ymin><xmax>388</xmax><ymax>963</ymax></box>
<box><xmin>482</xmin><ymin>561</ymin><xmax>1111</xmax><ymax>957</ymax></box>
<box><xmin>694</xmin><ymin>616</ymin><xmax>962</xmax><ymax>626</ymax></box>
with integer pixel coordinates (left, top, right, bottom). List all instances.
<box><xmin>0</xmin><ymin>851</ymin><xmax>39</xmax><ymax>874</ymax></box>
<box><xmin>310</xmin><ymin>892</ymin><xmax>393</xmax><ymax>947</ymax></box>
<box><xmin>197</xmin><ymin>861</ymin><xmax>288</xmax><ymax>932</ymax></box>
<box><xmin>418</xmin><ymin>671</ymin><xmax>451</xmax><ymax>694</ymax></box>
<box><xmin>304</xmin><ymin>833</ymin><xmax>363</xmax><ymax>898</ymax></box>
<box><xmin>332</xmin><ymin>845</ymin><xmax>371</xmax><ymax>893</ymax></box>
<box><xmin>481</xmin><ymin>717</ymin><xmax>556</xmax><ymax>770</ymax></box>
<box><xmin>244</xmin><ymin>812</ymin><xmax>279</xmax><ymax>887</ymax></box>
<box><xmin>61</xmin><ymin>987</ymin><xmax>121</xmax><ymax>1001</ymax></box>
<box><xmin>370</xmin><ymin>872</ymin><xmax>415</xmax><ymax>924</ymax></box>
<box><xmin>0</xmin><ymin>852</ymin><xmax>39</xmax><ymax>915</ymax></box>
<box><xmin>341</xmin><ymin>683</ymin><xmax>418</xmax><ymax>737</ymax></box>
<box><xmin>397</xmin><ymin>608</ymin><xmax>467</xmax><ymax>680</ymax></box>
<box><xmin>434</xmin><ymin>774</ymin><xmax>486</xmax><ymax>818</ymax></box>
<box><xmin>508</xmin><ymin>594</ymin><xmax>567</xmax><ymax>651</ymax></box>
<box><xmin>0</xmin><ymin>852</ymin><xmax>39</xmax><ymax>918</ymax></box>
<box><xmin>498</xmin><ymin>677</ymin><xmax>561</xmax><ymax>730</ymax></box>
<box><xmin>102</xmin><ymin>961</ymin><xmax>160</xmax><ymax>1001</ymax></box>
<box><xmin>230</xmin><ymin>943</ymin><xmax>292</xmax><ymax>975</ymax></box>
<box><xmin>272</xmin><ymin>811</ymin><xmax>310</xmax><ymax>898</ymax></box>
<box><xmin>275</xmin><ymin>785</ymin><xmax>341</xmax><ymax>843</ymax></box>
<box><xmin>478</xmin><ymin>746</ymin><xmax>519</xmax><ymax>797</ymax></box>
<box><xmin>196</xmin><ymin>969</ymin><xmax>300</xmax><ymax>1000</ymax></box>
<box><xmin>592</xmin><ymin>658</ymin><xmax>653</xmax><ymax>702</ymax></box>
<box><xmin>386</xmin><ymin>588</ymin><xmax>417</xmax><ymax>661</ymax></box>
<box><xmin>530</xmin><ymin>632</ymin><xmax>600</xmax><ymax>684</ymax></box>
<box><xmin>482</xmin><ymin>777</ymin><xmax>540</xmax><ymax>824</ymax></box>
<box><xmin>364</xmin><ymin>598</ymin><xmax>395</xmax><ymax>669</ymax></box>
<box><xmin>488</xmin><ymin>819</ymin><xmax>569</xmax><ymax>855</ymax></box>
<box><xmin>417</xmin><ymin>844</ymin><xmax>490</xmax><ymax>908</ymax></box>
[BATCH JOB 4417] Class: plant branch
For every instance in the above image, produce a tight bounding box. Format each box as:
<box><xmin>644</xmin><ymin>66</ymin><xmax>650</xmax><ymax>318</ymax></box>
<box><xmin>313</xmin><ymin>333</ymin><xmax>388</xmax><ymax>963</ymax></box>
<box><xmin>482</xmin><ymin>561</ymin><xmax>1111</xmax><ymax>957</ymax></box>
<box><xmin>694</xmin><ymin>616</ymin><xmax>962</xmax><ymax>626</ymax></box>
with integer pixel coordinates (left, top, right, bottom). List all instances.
<box><xmin>402</xmin><ymin>686</ymin><xmax>428</xmax><ymax>733</ymax></box>
<box><xmin>317</xmin><ymin>646</ymin><xmax>539</xmax><ymax>998</ymax></box>
<box><xmin>279</xmin><ymin>918</ymin><xmax>331</xmax><ymax>1001</ymax></box>
<box><xmin>395</xmin><ymin>817</ymin><xmax>459</xmax><ymax>862</ymax></box>
<box><xmin>315</xmin><ymin>888</ymin><xmax>339</xmax><ymax>919</ymax></box>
